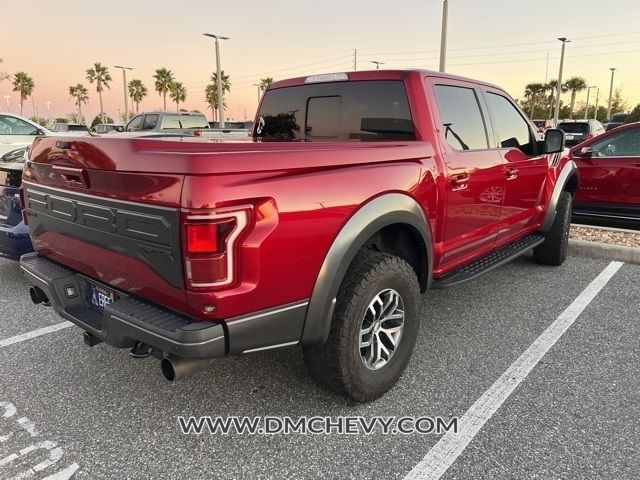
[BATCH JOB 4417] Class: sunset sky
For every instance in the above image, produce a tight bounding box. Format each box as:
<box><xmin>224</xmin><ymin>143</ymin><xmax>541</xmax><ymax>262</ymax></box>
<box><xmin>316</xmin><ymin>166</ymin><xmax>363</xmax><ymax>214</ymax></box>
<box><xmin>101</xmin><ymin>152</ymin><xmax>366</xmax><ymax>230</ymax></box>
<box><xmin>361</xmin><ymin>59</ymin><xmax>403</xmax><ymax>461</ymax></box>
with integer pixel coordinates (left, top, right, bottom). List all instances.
<box><xmin>2</xmin><ymin>0</ymin><xmax>639</xmax><ymax>122</ymax></box>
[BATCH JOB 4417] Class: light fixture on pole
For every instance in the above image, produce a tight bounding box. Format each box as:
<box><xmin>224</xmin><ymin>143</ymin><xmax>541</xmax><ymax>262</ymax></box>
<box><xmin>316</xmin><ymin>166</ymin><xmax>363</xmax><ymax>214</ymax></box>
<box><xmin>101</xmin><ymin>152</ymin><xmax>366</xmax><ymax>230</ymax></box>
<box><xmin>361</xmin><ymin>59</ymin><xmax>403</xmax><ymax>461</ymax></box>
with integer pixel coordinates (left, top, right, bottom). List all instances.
<box><xmin>553</xmin><ymin>37</ymin><xmax>570</xmax><ymax>126</ymax></box>
<box><xmin>439</xmin><ymin>0</ymin><xmax>449</xmax><ymax>72</ymax></box>
<box><xmin>115</xmin><ymin>65</ymin><xmax>133</xmax><ymax>123</ymax></box>
<box><xmin>606</xmin><ymin>67</ymin><xmax>616</xmax><ymax>121</ymax></box>
<box><xmin>203</xmin><ymin>33</ymin><xmax>230</xmax><ymax>128</ymax></box>
<box><xmin>584</xmin><ymin>86</ymin><xmax>596</xmax><ymax>120</ymax></box>
<box><xmin>371</xmin><ymin>61</ymin><xmax>384</xmax><ymax>70</ymax></box>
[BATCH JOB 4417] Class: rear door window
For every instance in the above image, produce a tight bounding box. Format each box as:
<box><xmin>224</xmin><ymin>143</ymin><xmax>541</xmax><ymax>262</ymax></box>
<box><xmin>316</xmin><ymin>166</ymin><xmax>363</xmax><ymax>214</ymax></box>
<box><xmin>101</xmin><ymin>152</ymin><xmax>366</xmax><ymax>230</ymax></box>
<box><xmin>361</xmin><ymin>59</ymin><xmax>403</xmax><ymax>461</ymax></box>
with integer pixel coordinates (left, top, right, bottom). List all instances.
<box><xmin>127</xmin><ymin>116</ymin><xmax>144</xmax><ymax>132</ymax></box>
<box><xmin>557</xmin><ymin>123</ymin><xmax>590</xmax><ymax>134</ymax></box>
<box><xmin>433</xmin><ymin>85</ymin><xmax>489</xmax><ymax>151</ymax></box>
<box><xmin>255</xmin><ymin>80</ymin><xmax>415</xmax><ymax>141</ymax></box>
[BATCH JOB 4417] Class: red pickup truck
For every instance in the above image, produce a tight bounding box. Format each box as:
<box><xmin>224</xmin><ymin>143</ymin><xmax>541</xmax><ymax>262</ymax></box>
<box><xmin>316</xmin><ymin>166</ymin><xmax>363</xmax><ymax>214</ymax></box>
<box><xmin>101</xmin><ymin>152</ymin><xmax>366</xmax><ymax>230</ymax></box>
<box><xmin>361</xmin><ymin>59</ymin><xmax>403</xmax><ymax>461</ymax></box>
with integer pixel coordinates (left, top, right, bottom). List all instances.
<box><xmin>19</xmin><ymin>70</ymin><xmax>577</xmax><ymax>401</ymax></box>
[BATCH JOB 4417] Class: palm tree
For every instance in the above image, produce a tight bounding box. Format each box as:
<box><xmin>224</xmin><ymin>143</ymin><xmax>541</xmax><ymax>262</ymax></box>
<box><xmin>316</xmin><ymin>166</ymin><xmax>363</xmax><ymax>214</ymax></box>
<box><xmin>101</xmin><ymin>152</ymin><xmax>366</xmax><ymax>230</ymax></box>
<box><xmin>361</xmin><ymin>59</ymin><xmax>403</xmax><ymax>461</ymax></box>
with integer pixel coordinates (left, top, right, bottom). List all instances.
<box><xmin>208</xmin><ymin>70</ymin><xmax>231</xmax><ymax>122</ymax></box>
<box><xmin>85</xmin><ymin>63</ymin><xmax>112</xmax><ymax>123</ymax></box>
<box><xmin>153</xmin><ymin>68</ymin><xmax>174</xmax><ymax>111</ymax></box>
<box><xmin>259</xmin><ymin>77</ymin><xmax>273</xmax><ymax>92</ymax></box>
<box><xmin>12</xmin><ymin>72</ymin><xmax>35</xmax><ymax>116</ymax></box>
<box><xmin>127</xmin><ymin>79</ymin><xmax>148</xmax><ymax>113</ymax></box>
<box><xmin>69</xmin><ymin>84</ymin><xmax>89</xmax><ymax>124</ymax></box>
<box><xmin>524</xmin><ymin>82</ymin><xmax>546</xmax><ymax>118</ymax></box>
<box><xmin>544</xmin><ymin>80</ymin><xmax>568</xmax><ymax>118</ymax></box>
<box><xmin>563</xmin><ymin>76</ymin><xmax>587</xmax><ymax>119</ymax></box>
<box><xmin>169</xmin><ymin>81</ymin><xmax>187</xmax><ymax>110</ymax></box>
<box><xmin>204</xmin><ymin>84</ymin><xmax>229</xmax><ymax>122</ymax></box>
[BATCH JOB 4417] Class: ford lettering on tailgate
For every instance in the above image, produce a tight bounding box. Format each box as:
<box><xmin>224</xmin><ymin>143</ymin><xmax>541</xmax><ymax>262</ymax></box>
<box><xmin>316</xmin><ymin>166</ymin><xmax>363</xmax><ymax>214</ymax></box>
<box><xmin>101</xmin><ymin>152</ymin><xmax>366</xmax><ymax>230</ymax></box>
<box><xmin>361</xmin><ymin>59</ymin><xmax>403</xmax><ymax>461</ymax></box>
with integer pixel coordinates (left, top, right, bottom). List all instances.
<box><xmin>23</xmin><ymin>183</ymin><xmax>183</xmax><ymax>288</ymax></box>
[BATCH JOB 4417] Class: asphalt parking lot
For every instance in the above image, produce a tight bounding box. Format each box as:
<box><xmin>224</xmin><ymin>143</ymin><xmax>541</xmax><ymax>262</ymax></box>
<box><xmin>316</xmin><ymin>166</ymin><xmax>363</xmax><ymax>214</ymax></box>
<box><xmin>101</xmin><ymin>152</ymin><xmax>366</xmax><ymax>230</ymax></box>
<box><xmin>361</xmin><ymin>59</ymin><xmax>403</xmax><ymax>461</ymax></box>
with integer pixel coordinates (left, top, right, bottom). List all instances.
<box><xmin>1</xmin><ymin>253</ymin><xmax>638</xmax><ymax>479</ymax></box>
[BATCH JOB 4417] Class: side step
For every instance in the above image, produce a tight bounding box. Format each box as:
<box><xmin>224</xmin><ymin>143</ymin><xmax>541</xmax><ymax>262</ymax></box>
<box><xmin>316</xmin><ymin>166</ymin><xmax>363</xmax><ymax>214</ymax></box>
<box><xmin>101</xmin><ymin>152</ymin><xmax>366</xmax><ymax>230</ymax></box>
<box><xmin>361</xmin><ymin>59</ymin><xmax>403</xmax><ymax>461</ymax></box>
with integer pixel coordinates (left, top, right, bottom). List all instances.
<box><xmin>432</xmin><ymin>234</ymin><xmax>545</xmax><ymax>290</ymax></box>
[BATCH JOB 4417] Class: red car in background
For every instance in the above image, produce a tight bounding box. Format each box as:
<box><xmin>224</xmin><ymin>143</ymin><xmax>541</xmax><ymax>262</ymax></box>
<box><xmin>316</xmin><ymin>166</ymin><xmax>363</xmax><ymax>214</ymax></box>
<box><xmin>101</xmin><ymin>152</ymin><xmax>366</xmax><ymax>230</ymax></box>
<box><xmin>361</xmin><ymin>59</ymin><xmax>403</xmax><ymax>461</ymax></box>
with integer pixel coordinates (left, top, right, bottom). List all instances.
<box><xmin>570</xmin><ymin>121</ymin><xmax>640</xmax><ymax>227</ymax></box>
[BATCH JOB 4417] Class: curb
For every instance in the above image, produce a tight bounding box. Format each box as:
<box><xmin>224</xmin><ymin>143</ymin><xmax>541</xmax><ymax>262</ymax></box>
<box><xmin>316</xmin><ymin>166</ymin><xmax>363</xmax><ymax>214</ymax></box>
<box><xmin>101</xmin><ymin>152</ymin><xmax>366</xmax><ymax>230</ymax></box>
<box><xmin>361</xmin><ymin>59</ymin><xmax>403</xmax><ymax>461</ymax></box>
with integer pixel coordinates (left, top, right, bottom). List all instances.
<box><xmin>568</xmin><ymin>239</ymin><xmax>640</xmax><ymax>265</ymax></box>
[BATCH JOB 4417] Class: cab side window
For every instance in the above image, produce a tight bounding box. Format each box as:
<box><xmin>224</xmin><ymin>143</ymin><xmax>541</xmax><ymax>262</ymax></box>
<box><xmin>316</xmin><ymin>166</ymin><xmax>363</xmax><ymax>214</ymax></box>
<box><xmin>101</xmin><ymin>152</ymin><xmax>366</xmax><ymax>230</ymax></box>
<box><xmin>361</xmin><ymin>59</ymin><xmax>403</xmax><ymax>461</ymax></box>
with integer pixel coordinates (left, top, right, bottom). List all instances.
<box><xmin>143</xmin><ymin>114</ymin><xmax>159</xmax><ymax>130</ymax></box>
<box><xmin>0</xmin><ymin>115</ymin><xmax>38</xmax><ymax>135</ymax></box>
<box><xmin>591</xmin><ymin>128</ymin><xmax>640</xmax><ymax>157</ymax></box>
<box><xmin>127</xmin><ymin>115</ymin><xmax>144</xmax><ymax>132</ymax></box>
<box><xmin>434</xmin><ymin>85</ymin><xmax>489</xmax><ymax>151</ymax></box>
<box><xmin>485</xmin><ymin>93</ymin><xmax>535</xmax><ymax>156</ymax></box>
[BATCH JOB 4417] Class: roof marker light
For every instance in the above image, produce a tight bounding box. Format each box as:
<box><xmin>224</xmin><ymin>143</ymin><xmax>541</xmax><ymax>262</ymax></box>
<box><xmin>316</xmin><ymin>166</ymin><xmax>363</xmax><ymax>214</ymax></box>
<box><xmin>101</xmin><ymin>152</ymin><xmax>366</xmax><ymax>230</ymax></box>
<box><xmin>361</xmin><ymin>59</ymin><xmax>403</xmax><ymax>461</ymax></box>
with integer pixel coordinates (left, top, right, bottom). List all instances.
<box><xmin>304</xmin><ymin>73</ymin><xmax>349</xmax><ymax>84</ymax></box>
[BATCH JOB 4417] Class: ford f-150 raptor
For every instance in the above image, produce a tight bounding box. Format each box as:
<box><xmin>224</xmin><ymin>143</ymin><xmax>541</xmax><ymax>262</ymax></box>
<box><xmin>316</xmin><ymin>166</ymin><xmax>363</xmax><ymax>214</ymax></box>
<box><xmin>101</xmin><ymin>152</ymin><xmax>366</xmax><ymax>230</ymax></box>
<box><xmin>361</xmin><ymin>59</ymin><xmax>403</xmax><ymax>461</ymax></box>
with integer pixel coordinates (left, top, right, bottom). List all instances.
<box><xmin>19</xmin><ymin>70</ymin><xmax>577</xmax><ymax>401</ymax></box>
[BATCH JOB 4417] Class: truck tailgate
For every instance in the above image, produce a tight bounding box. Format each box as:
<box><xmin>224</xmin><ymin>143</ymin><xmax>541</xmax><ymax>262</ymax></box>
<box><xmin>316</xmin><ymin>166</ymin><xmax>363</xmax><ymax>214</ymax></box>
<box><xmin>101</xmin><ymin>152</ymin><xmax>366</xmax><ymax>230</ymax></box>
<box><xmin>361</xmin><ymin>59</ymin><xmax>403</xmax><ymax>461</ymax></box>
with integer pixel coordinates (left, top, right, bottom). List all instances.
<box><xmin>23</xmin><ymin>137</ymin><xmax>188</xmax><ymax>314</ymax></box>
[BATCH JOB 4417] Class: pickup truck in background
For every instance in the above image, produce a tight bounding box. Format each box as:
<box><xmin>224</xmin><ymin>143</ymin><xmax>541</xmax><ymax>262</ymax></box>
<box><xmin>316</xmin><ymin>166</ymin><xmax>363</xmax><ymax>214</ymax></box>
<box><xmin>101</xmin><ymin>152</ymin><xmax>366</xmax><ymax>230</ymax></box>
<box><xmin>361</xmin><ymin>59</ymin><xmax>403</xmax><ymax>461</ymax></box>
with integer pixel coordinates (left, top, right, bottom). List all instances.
<box><xmin>19</xmin><ymin>70</ymin><xmax>576</xmax><ymax>401</ymax></box>
<box><xmin>124</xmin><ymin>111</ymin><xmax>250</xmax><ymax>139</ymax></box>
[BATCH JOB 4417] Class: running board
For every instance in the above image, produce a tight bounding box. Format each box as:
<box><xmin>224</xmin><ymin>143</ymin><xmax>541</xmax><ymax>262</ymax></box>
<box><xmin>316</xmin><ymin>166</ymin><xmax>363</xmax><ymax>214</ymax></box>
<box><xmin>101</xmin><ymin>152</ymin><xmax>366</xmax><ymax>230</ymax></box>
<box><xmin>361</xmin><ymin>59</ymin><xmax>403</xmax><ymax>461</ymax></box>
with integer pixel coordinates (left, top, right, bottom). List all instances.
<box><xmin>432</xmin><ymin>234</ymin><xmax>545</xmax><ymax>290</ymax></box>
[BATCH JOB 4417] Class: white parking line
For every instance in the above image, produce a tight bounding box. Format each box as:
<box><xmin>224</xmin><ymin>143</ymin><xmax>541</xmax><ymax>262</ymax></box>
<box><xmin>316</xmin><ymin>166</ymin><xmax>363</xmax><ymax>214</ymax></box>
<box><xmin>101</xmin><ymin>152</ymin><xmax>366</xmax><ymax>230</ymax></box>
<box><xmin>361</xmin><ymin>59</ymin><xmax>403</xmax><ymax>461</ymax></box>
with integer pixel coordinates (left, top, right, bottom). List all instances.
<box><xmin>0</xmin><ymin>322</ymin><xmax>73</xmax><ymax>349</ymax></box>
<box><xmin>404</xmin><ymin>260</ymin><xmax>624</xmax><ymax>480</ymax></box>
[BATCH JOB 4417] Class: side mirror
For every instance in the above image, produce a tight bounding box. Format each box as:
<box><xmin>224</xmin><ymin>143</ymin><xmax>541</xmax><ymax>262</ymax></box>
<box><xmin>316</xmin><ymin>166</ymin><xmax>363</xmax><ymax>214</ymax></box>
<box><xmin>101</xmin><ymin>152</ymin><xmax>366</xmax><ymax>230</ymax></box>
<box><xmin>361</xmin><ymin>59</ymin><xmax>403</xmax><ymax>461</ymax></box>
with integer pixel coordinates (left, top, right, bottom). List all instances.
<box><xmin>543</xmin><ymin>128</ymin><xmax>565</xmax><ymax>154</ymax></box>
<box><xmin>576</xmin><ymin>146</ymin><xmax>594</xmax><ymax>158</ymax></box>
<box><xmin>34</xmin><ymin>128</ymin><xmax>45</xmax><ymax>136</ymax></box>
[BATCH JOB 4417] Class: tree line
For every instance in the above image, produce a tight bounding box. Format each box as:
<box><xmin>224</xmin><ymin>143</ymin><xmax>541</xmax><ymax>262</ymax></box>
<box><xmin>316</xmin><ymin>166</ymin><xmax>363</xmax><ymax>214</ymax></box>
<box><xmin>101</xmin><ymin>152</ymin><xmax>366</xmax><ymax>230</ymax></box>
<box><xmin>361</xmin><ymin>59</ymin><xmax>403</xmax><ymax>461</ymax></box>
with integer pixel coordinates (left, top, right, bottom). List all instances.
<box><xmin>521</xmin><ymin>76</ymin><xmax>628</xmax><ymax>121</ymax></box>
<box><xmin>1</xmin><ymin>59</ymin><xmax>274</xmax><ymax>125</ymax></box>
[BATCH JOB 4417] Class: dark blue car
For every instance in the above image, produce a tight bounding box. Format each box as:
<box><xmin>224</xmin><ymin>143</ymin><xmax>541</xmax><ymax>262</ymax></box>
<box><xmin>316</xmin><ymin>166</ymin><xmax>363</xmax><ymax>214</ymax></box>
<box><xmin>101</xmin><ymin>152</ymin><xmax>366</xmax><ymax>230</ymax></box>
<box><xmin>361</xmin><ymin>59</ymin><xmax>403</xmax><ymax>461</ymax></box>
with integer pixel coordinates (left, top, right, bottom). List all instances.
<box><xmin>0</xmin><ymin>148</ymin><xmax>32</xmax><ymax>260</ymax></box>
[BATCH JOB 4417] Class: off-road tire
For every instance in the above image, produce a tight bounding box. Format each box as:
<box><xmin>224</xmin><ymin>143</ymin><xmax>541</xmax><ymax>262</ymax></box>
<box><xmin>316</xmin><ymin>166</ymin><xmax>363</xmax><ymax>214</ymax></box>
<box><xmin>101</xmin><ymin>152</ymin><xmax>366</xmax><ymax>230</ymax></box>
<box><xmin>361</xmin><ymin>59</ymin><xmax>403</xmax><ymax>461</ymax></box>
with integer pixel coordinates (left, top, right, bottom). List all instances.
<box><xmin>534</xmin><ymin>191</ymin><xmax>572</xmax><ymax>266</ymax></box>
<box><xmin>303</xmin><ymin>250</ymin><xmax>421</xmax><ymax>402</ymax></box>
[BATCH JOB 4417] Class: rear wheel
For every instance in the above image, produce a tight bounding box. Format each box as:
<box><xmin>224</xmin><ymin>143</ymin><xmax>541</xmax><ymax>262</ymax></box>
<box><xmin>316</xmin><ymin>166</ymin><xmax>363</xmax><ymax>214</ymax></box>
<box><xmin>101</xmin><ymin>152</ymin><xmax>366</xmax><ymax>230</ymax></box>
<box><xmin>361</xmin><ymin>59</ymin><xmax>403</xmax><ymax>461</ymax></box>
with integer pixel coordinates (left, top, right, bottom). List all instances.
<box><xmin>303</xmin><ymin>251</ymin><xmax>421</xmax><ymax>402</ymax></box>
<box><xmin>534</xmin><ymin>191</ymin><xmax>572</xmax><ymax>266</ymax></box>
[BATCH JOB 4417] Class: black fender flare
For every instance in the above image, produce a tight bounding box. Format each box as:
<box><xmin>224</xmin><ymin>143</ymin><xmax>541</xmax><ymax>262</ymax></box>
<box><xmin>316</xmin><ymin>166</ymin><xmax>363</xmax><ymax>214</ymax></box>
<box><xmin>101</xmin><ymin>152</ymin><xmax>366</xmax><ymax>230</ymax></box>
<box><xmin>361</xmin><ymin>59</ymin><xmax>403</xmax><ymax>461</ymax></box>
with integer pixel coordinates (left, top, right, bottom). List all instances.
<box><xmin>300</xmin><ymin>193</ymin><xmax>432</xmax><ymax>346</ymax></box>
<box><xmin>541</xmin><ymin>160</ymin><xmax>578</xmax><ymax>232</ymax></box>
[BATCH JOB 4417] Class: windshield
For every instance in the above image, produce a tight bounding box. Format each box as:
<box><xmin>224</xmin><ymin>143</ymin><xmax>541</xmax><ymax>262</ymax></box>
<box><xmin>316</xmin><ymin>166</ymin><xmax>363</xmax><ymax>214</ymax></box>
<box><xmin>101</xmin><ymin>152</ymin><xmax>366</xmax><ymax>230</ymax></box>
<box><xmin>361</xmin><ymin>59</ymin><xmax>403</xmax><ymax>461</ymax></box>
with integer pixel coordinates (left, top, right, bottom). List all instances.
<box><xmin>162</xmin><ymin>115</ymin><xmax>209</xmax><ymax>129</ymax></box>
<box><xmin>68</xmin><ymin>125</ymin><xmax>89</xmax><ymax>132</ymax></box>
<box><xmin>609</xmin><ymin>114</ymin><xmax>628</xmax><ymax>123</ymax></box>
<box><xmin>255</xmin><ymin>80</ymin><xmax>415</xmax><ymax>141</ymax></box>
<box><xmin>557</xmin><ymin>122</ymin><xmax>589</xmax><ymax>134</ymax></box>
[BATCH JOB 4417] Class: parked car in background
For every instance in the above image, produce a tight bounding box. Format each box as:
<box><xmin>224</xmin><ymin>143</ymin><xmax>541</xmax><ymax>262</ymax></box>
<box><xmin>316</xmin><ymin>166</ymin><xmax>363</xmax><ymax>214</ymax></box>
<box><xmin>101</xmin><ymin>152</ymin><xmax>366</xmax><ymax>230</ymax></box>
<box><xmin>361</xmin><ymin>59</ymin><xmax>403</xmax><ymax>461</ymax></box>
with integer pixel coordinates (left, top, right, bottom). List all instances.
<box><xmin>557</xmin><ymin>119</ymin><xmax>605</xmax><ymax>147</ymax></box>
<box><xmin>0</xmin><ymin>112</ymin><xmax>50</xmax><ymax>156</ymax></box>
<box><xmin>51</xmin><ymin>123</ymin><xmax>91</xmax><ymax>136</ymax></box>
<box><xmin>604</xmin><ymin>113</ymin><xmax>629</xmax><ymax>131</ymax></box>
<box><xmin>19</xmin><ymin>70</ymin><xmax>575</xmax><ymax>401</ymax></box>
<box><xmin>532</xmin><ymin>119</ymin><xmax>553</xmax><ymax>133</ymax></box>
<box><xmin>0</xmin><ymin>147</ymin><xmax>31</xmax><ymax>260</ymax></box>
<box><xmin>569</xmin><ymin>121</ymin><xmax>640</xmax><ymax>226</ymax></box>
<box><xmin>92</xmin><ymin>123</ymin><xmax>124</xmax><ymax>134</ymax></box>
<box><xmin>123</xmin><ymin>112</ymin><xmax>251</xmax><ymax>139</ymax></box>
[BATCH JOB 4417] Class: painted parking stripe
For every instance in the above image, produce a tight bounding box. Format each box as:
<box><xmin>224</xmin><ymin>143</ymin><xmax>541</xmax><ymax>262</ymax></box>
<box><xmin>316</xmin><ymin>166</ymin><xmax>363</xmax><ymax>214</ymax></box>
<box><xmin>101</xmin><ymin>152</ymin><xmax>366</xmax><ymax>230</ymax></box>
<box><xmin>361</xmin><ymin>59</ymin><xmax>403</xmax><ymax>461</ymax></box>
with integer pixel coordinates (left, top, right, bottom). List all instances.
<box><xmin>0</xmin><ymin>322</ymin><xmax>73</xmax><ymax>349</ymax></box>
<box><xmin>404</xmin><ymin>261</ymin><xmax>624</xmax><ymax>480</ymax></box>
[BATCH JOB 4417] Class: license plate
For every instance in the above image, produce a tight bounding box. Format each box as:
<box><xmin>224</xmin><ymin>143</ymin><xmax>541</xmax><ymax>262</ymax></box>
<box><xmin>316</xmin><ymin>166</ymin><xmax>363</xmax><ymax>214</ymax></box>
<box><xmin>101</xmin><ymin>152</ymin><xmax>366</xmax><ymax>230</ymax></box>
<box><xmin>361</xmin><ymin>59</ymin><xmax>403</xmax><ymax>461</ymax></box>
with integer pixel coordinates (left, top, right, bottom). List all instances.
<box><xmin>89</xmin><ymin>283</ymin><xmax>116</xmax><ymax>313</ymax></box>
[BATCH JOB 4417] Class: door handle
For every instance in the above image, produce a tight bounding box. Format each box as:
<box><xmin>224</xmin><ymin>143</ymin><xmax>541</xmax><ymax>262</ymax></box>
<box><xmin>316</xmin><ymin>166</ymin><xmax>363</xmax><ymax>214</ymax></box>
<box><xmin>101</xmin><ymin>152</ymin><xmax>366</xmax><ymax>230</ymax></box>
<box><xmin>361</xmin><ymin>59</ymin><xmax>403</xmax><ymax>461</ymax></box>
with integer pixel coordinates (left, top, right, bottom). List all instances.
<box><xmin>505</xmin><ymin>166</ymin><xmax>519</xmax><ymax>180</ymax></box>
<box><xmin>451</xmin><ymin>172</ymin><xmax>470</xmax><ymax>191</ymax></box>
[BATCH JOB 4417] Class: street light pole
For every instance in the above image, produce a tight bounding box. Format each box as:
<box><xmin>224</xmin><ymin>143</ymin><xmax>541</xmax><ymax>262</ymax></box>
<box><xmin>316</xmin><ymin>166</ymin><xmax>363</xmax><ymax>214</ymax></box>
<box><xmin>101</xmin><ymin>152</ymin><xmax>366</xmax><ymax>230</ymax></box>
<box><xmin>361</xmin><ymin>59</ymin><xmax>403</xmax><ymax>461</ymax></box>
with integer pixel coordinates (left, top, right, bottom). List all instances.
<box><xmin>553</xmin><ymin>37</ymin><xmax>569</xmax><ymax>126</ymax></box>
<box><xmin>4</xmin><ymin>95</ymin><xmax>10</xmax><ymax>111</ymax></box>
<box><xmin>593</xmin><ymin>87</ymin><xmax>599</xmax><ymax>120</ymax></box>
<box><xmin>115</xmin><ymin>65</ymin><xmax>132</xmax><ymax>123</ymax></box>
<box><xmin>439</xmin><ymin>0</ymin><xmax>449</xmax><ymax>72</ymax></box>
<box><xmin>371</xmin><ymin>61</ymin><xmax>384</xmax><ymax>69</ymax></box>
<box><xmin>203</xmin><ymin>33</ymin><xmax>230</xmax><ymax>128</ymax></box>
<box><xmin>253</xmin><ymin>83</ymin><xmax>261</xmax><ymax>104</ymax></box>
<box><xmin>606</xmin><ymin>67</ymin><xmax>616</xmax><ymax>120</ymax></box>
<box><xmin>585</xmin><ymin>86</ymin><xmax>596</xmax><ymax>120</ymax></box>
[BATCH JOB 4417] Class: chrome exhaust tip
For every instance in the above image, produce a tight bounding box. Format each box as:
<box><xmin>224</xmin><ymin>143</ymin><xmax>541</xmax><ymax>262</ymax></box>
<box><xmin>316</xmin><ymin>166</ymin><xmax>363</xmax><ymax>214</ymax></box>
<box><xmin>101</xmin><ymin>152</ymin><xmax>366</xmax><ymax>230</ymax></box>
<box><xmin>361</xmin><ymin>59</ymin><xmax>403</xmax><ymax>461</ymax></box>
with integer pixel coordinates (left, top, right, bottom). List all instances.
<box><xmin>161</xmin><ymin>355</ymin><xmax>212</xmax><ymax>381</ymax></box>
<box><xmin>29</xmin><ymin>286</ymin><xmax>48</xmax><ymax>305</ymax></box>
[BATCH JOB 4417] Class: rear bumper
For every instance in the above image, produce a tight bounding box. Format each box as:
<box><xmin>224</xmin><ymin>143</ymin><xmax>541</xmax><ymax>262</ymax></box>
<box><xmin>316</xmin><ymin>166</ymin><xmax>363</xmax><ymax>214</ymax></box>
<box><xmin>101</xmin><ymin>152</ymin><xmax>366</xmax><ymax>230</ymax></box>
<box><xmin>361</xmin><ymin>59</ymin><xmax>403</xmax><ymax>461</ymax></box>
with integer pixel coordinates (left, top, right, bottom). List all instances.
<box><xmin>19</xmin><ymin>253</ymin><xmax>308</xmax><ymax>359</ymax></box>
<box><xmin>0</xmin><ymin>221</ymin><xmax>33</xmax><ymax>261</ymax></box>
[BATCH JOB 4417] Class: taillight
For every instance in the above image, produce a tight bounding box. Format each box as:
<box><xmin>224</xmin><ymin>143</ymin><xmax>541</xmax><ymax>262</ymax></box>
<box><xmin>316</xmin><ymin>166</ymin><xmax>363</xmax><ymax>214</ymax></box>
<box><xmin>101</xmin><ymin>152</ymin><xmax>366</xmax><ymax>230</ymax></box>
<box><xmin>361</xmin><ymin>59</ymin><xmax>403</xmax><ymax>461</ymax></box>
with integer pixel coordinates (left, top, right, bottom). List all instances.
<box><xmin>183</xmin><ymin>206</ymin><xmax>251</xmax><ymax>289</ymax></box>
<box><xmin>18</xmin><ymin>186</ymin><xmax>28</xmax><ymax>225</ymax></box>
<box><xmin>585</xmin><ymin>133</ymin><xmax>595</xmax><ymax>140</ymax></box>
<box><xmin>193</xmin><ymin>130</ymin><xmax>203</xmax><ymax>137</ymax></box>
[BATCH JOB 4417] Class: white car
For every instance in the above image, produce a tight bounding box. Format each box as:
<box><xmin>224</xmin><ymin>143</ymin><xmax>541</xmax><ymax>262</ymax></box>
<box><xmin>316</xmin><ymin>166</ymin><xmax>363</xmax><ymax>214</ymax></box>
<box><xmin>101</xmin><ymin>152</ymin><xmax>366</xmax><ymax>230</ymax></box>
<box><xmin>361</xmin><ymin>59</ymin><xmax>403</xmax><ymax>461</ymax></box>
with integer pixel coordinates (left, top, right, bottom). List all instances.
<box><xmin>50</xmin><ymin>123</ymin><xmax>91</xmax><ymax>136</ymax></box>
<box><xmin>0</xmin><ymin>112</ymin><xmax>51</xmax><ymax>157</ymax></box>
